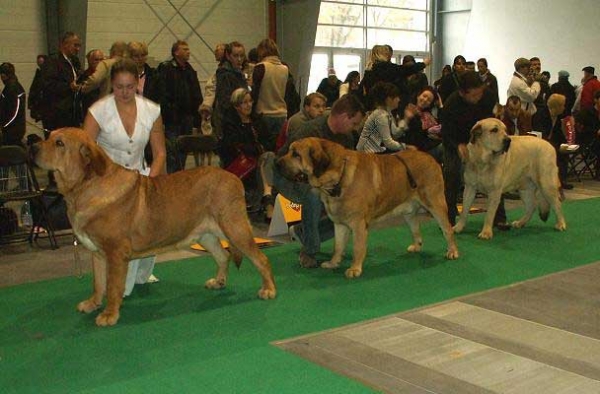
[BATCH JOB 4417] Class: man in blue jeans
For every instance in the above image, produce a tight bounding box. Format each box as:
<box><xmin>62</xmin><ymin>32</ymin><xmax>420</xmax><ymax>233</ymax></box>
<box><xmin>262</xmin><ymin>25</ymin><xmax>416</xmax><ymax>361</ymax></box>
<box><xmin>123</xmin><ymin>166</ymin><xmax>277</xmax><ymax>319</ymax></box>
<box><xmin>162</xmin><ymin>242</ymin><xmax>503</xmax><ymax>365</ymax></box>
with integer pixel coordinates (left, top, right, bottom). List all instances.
<box><xmin>274</xmin><ymin>94</ymin><xmax>365</xmax><ymax>268</ymax></box>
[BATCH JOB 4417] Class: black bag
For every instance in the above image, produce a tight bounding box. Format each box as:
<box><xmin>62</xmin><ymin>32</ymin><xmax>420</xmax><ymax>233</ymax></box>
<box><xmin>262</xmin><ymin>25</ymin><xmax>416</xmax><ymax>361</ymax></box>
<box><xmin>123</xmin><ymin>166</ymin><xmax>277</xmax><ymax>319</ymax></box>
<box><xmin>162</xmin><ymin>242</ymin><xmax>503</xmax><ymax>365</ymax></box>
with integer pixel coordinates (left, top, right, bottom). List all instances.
<box><xmin>32</xmin><ymin>193</ymin><xmax>71</xmax><ymax>231</ymax></box>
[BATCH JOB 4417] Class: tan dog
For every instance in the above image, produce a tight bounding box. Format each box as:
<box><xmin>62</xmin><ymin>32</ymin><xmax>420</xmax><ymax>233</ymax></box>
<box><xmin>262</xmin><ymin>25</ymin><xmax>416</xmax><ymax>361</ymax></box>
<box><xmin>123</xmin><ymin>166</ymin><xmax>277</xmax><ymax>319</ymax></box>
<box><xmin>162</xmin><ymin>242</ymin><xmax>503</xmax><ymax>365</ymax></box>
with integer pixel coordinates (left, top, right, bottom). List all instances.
<box><xmin>277</xmin><ymin>138</ymin><xmax>459</xmax><ymax>278</ymax></box>
<box><xmin>454</xmin><ymin>118</ymin><xmax>567</xmax><ymax>239</ymax></box>
<box><xmin>33</xmin><ymin>128</ymin><xmax>276</xmax><ymax>326</ymax></box>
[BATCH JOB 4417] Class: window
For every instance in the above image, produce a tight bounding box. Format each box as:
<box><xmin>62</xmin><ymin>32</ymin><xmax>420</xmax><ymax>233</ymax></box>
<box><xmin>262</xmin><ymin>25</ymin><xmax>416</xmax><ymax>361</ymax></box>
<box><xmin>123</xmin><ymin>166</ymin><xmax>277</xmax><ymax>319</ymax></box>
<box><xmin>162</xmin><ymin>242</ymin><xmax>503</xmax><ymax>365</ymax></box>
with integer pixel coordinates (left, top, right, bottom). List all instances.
<box><xmin>308</xmin><ymin>0</ymin><xmax>430</xmax><ymax>94</ymax></box>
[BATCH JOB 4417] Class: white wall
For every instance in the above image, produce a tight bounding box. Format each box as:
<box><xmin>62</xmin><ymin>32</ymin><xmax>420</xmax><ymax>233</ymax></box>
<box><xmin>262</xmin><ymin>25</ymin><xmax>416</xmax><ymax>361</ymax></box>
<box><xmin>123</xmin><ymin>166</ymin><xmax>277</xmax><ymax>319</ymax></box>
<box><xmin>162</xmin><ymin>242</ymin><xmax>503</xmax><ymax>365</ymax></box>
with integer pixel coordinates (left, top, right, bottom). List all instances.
<box><xmin>0</xmin><ymin>0</ymin><xmax>48</xmax><ymax>132</ymax></box>
<box><xmin>86</xmin><ymin>0</ymin><xmax>268</xmax><ymax>84</ymax></box>
<box><xmin>442</xmin><ymin>0</ymin><xmax>600</xmax><ymax>103</ymax></box>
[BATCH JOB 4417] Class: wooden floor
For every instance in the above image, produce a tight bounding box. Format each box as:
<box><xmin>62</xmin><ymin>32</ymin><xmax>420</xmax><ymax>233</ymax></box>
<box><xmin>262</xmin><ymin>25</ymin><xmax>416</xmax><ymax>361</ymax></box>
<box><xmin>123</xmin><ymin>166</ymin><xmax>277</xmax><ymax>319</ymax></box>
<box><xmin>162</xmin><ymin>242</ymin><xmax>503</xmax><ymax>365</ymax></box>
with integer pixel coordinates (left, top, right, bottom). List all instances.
<box><xmin>277</xmin><ymin>261</ymin><xmax>600</xmax><ymax>393</ymax></box>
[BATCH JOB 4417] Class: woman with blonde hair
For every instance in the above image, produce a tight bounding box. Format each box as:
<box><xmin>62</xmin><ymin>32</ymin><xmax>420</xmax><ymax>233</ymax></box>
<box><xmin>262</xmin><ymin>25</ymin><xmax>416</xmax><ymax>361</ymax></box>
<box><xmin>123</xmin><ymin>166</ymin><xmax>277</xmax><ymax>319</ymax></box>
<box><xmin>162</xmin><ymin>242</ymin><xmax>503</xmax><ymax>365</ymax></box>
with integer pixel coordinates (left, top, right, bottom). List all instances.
<box><xmin>533</xmin><ymin>93</ymin><xmax>572</xmax><ymax>190</ymax></box>
<box><xmin>359</xmin><ymin>43</ymin><xmax>430</xmax><ymax>110</ymax></box>
<box><xmin>221</xmin><ymin>87</ymin><xmax>276</xmax><ymax>221</ymax></box>
<box><xmin>127</xmin><ymin>41</ymin><xmax>161</xmax><ymax>102</ymax></box>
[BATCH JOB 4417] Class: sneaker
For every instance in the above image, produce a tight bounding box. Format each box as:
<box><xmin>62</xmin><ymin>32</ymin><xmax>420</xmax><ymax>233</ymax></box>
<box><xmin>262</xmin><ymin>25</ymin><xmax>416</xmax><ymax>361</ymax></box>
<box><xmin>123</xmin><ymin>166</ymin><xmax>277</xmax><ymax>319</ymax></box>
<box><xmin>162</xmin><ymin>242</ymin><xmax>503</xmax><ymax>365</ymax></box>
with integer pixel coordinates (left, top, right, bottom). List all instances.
<box><xmin>298</xmin><ymin>251</ymin><xmax>318</xmax><ymax>268</ymax></box>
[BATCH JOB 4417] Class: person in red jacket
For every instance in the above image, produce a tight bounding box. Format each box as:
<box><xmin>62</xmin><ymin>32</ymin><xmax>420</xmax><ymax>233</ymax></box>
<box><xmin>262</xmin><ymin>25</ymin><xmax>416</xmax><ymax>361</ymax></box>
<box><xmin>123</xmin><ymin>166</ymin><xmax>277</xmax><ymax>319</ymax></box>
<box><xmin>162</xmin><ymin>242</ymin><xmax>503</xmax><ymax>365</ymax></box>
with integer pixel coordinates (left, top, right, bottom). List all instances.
<box><xmin>580</xmin><ymin>66</ymin><xmax>600</xmax><ymax>112</ymax></box>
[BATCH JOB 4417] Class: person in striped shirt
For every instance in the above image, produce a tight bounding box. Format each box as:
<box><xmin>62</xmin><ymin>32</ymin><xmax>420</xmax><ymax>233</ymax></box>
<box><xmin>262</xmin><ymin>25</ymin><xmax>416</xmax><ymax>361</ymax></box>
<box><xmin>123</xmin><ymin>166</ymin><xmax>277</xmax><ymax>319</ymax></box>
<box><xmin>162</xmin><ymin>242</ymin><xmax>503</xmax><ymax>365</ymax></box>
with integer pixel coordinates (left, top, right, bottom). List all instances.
<box><xmin>356</xmin><ymin>82</ymin><xmax>407</xmax><ymax>153</ymax></box>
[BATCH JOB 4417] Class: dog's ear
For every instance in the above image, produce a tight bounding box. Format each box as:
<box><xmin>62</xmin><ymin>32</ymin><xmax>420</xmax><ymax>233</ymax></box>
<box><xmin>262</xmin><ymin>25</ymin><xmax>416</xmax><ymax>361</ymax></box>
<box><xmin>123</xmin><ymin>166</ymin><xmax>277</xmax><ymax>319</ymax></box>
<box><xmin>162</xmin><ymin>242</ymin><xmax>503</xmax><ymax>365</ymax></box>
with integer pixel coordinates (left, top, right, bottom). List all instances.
<box><xmin>470</xmin><ymin>121</ymin><xmax>483</xmax><ymax>143</ymax></box>
<box><xmin>493</xmin><ymin>103</ymin><xmax>504</xmax><ymax>119</ymax></box>
<box><xmin>310</xmin><ymin>142</ymin><xmax>330</xmax><ymax>178</ymax></box>
<box><xmin>80</xmin><ymin>142</ymin><xmax>107</xmax><ymax>178</ymax></box>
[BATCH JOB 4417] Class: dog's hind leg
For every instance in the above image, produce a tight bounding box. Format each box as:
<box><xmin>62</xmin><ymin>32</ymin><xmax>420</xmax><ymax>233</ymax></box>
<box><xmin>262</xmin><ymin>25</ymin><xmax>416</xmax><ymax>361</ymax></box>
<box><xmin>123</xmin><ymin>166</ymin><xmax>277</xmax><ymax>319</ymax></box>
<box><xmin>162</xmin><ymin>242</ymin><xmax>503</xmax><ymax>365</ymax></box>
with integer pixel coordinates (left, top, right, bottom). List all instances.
<box><xmin>221</xmin><ymin>219</ymin><xmax>276</xmax><ymax>299</ymax></box>
<box><xmin>540</xmin><ymin>185</ymin><xmax>567</xmax><ymax>231</ymax></box>
<box><xmin>512</xmin><ymin>185</ymin><xmax>536</xmax><ymax>228</ymax></box>
<box><xmin>422</xmin><ymin>197</ymin><xmax>459</xmax><ymax>260</ymax></box>
<box><xmin>200</xmin><ymin>233</ymin><xmax>230</xmax><ymax>290</ymax></box>
<box><xmin>403</xmin><ymin>213</ymin><xmax>423</xmax><ymax>253</ymax></box>
<box><xmin>321</xmin><ymin>222</ymin><xmax>351</xmax><ymax>270</ymax></box>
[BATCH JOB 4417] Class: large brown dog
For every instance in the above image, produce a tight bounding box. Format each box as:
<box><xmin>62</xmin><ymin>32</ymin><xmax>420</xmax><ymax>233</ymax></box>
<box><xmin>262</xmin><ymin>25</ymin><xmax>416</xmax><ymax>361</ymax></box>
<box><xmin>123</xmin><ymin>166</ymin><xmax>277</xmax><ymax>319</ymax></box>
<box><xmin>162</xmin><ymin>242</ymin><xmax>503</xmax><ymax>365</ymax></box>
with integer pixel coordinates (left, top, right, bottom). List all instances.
<box><xmin>33</xmin><ymin>128</ymin><xmax>276</xmax><ymax>326</ymax></box>
<box><xmin>453</xmin><ymin>118</ymin><xmax>567</xmax><ymax>239</ymax></box>
<box><xmin>277</xmin><ymin>137</ymin><xmax>459</xmax><ymax>278</ymax></box>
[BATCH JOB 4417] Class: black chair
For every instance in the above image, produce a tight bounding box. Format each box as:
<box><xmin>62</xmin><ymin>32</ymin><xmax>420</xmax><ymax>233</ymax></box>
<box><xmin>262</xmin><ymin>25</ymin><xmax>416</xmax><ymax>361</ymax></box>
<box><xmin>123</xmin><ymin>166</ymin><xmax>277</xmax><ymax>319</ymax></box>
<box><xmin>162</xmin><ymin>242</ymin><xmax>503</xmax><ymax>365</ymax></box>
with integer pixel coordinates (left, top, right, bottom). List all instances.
<box><xmin>566</xmin><ymin>140</ymin><xmax>598</xmax><ymax>180</ymax></box>
<box><xmin>176</xmin><ymin>134</ymin><xmax>219</xmax><ymax>168</ymax></box>
<box><xmin>0</xmin><ymin>145</ymin><xmax>57</xmax><ymax>249</ymax></box>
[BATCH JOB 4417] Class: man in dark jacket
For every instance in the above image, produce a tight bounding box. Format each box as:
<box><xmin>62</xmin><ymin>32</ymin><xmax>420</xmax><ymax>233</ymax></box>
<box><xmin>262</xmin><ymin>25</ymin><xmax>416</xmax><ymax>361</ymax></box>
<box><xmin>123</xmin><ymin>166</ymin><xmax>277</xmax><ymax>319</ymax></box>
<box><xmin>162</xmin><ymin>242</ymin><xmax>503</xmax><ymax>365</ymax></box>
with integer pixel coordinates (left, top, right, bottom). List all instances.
<box><xmin>0</xmin><ymin>62</ymin><xmax>26</xmax><ymax>146</ymax></box>
<box><xmin>551</xmin><ymin>70</ymin><xmax>576</xmax><ymax>117</ymax></box>
<box><xmin>28</xmin><ymin>54</ymin><xmax>47</xmax><ymax>122</ymax></box>
<box><xmin>441</xmin><ymin>71</ymin><xmax>509</xmax><ymax>229</ymax></box>
<box><xmin>40</xmin><ymin>31</ymin><xmax>82</xmax><ymax>133</ymax></box>
<box><xmin>156</xmin><ymin>40</ymin><xmax>203</xmax><ymax>173</ymax></box>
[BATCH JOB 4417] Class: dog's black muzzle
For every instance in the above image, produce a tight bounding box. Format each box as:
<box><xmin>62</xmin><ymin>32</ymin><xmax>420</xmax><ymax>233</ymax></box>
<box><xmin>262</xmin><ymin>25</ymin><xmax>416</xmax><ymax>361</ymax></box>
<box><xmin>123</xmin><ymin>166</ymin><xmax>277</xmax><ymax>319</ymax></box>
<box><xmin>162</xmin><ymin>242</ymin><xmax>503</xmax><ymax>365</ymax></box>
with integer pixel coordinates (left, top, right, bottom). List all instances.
<box><xmin>502</xmin><ymin>137</ymin><xmax>511</xmax><ymax>153</ymax></box>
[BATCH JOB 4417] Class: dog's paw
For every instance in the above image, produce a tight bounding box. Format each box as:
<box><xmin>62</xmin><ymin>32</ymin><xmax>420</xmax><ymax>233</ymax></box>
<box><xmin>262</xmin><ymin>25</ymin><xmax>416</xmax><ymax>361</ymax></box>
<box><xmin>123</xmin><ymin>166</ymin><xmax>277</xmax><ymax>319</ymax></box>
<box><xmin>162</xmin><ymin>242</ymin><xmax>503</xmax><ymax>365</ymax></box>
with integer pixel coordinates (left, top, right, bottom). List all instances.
<box><xmin>205</xmin><ymin>278</ymin><xmax>226</xmax><ymax>289</ymax></box>
<box><xmin>95</xmin><ymin>310</ymin><xmax>119</xmax><ymax>326</ymax></box>
<box><xmin>452</xmin><ymin>223</ymin><xmax>465</xmax><ymax>233</ymax></box>
<box><xmin>77</xmin><ymin>299</ymin><xmax>101</xmax><ymax>314</ymax></box>
<box><xmin>511</xmin><ymin>220</ymin><xmax>526</xmax><ymax>229</ymax></box>
<box><xmin>258</xmin><ymin>287</ymin><xmax>276</xmax><ymax>300</ymax></box>
<box><xmin>321</xmin><ymin>260</ymin><xmax>340</xmax><ymax>269</ymax></box>
<box><xmin>407</xmin><ymin>243</ymin><xmax>422</xmax><ymax>253</ymax></box>
<box><xmin>345</xmin><ymin>267</ymin><xmax>362</xmax><ymax>278</ymax></box>
<box><xmin>478</xmin><ymin>229</ymin><xmax>493</xmax><ymax>239</ymax></box>
<box><xmin>555</xmin><ymin>222</ymin><xmax>567</xmax><ymax>231</ymax></box>
<box><xmin>446</xmin><ymin>249</ymin><xmax>459</xmax><ymax>260</ymax></box>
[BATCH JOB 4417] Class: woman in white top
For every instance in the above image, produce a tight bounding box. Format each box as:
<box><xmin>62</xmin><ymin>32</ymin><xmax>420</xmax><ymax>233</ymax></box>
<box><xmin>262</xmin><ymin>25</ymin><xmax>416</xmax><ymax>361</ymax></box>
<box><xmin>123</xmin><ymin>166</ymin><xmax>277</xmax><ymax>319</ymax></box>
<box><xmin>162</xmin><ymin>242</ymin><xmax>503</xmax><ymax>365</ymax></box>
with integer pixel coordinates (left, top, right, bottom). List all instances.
<box><xmin>357</xmin><ymin>81</ymin><xmax>407</xmax><ymax>153</ymax></box>
<box><xmin>82</xmin><ymin>58</ymin><xmax>167</xmax><ymax>296</ymax></box>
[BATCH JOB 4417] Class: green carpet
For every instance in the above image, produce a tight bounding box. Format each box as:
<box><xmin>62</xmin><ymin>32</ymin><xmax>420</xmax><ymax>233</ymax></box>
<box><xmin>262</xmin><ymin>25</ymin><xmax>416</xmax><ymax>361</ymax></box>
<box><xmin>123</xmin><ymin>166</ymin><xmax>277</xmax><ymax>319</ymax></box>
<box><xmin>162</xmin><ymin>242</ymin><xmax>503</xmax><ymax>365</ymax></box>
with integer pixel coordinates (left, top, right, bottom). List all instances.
<box><xmin>1</xmin><ymin>198</ymin><xmax>599</xmax><ymax>394</ymax></box>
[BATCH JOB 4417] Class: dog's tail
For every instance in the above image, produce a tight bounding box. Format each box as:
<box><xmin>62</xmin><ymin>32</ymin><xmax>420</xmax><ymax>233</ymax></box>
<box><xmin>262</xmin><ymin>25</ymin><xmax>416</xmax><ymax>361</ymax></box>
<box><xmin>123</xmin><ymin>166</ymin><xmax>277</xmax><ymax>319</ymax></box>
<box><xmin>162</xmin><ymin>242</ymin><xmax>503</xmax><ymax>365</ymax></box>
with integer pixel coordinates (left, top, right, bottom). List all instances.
<box><xmin>230</xmin><ymin>245</ymin><xmax>244</xmax><ymax>269</ymax></box>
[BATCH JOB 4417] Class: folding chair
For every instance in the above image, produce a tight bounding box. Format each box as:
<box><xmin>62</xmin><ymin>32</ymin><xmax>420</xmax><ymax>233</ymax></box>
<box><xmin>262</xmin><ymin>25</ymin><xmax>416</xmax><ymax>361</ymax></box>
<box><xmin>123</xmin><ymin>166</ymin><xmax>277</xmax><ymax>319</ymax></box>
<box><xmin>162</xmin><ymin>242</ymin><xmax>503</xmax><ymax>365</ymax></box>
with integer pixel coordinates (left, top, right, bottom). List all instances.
<box><xmin>567</xmin><ymin>140</ymin><xmax>598</xmax><ymax>180</ymax></box>
<box><xmin>0</xmin><ymin>145</ymin><xmax>57</xmax><ymax>249</ymax></box>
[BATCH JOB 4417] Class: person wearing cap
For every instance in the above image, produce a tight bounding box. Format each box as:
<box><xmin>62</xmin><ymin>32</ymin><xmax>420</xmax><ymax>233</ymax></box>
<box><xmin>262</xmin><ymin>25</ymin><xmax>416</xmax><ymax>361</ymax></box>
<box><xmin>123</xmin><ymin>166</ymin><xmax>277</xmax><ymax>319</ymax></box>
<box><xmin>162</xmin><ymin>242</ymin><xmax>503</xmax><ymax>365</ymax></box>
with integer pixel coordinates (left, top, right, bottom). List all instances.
<box><xmin>580</xmin><ymin>66</ymin><xmax>600</xmax><ymax>112</ymax></box>
<box><xmin>0</xmin><ymin>62</ymin><xmax>26</xmax><ymax>146</ymax></box>
<box><xmin>507</xmin><ymin>57</ymin><xmax>541</xmax><ymax>116</ymax></box>
<box><xmin>551</xmin><ymin>70</ymin><xmax>576</xmax><ymax>116</ymax></box>
<box><xmin>317</xmin><ymin>68</ymin><xmax>341</xmax><ymax>108</ymax></box>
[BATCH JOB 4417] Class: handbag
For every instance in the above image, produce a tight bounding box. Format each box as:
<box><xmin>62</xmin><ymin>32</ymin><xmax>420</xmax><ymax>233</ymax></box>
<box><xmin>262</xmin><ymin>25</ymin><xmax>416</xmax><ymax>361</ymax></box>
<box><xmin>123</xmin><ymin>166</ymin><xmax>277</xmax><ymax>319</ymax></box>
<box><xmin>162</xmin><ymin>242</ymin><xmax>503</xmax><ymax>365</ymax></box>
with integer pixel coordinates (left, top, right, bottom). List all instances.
<box><xmin>225</xmin><ymin>153</ymin><xmax>258</xmax><ymax>180</ymax></box>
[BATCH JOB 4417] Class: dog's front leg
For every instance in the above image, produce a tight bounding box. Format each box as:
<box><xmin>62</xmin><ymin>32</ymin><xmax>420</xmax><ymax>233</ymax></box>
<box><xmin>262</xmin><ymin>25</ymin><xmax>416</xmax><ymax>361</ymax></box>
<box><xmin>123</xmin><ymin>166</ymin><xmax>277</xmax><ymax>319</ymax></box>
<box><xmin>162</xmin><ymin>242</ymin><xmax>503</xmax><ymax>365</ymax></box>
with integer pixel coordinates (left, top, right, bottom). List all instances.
<box><xmin>77</xmin><ymin>253</ymin><xmax>106</xmax><ymax>314</ymax></box>
<box><xmin>346</xmin><ymin>221</ymin><xmax>368</xmax><ymax>278</ymax></box>
<box><xmin>480</xmin><ymin>190</ymin><xmax>502</xmax><ymax>239</ymax></box>
<box><xmin>454</xmin><ymin>184</ymin><xmax>477</xmax><ymax>233</ymax></box>
<box><xmin>95</xmin><ymin>254</ymin><xmax>128</xmax><ymax>326</ymax></box>
<box><xmin>321</xmin><ymin>223</ymin><xmax>349</xmax><ymax>270</ymax></box>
